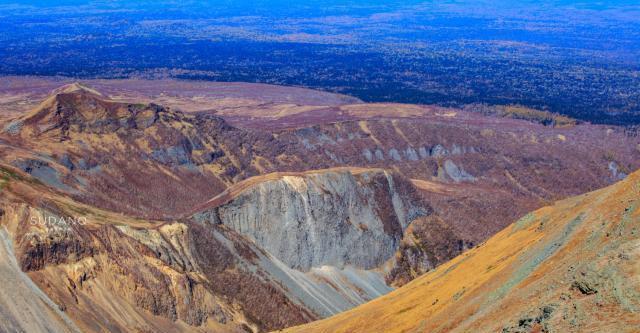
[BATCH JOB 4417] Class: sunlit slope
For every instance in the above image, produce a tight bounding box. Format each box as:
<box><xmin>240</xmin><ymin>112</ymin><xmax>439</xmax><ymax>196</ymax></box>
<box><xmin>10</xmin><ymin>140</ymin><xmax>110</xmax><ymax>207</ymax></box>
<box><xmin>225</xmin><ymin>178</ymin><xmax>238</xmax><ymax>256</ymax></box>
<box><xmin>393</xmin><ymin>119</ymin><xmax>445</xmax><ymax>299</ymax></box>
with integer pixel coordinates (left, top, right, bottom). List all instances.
<box><xmin>281</xmin><ymin>170</ymin><xmax>640</xmax><ymax>333</ymax></box>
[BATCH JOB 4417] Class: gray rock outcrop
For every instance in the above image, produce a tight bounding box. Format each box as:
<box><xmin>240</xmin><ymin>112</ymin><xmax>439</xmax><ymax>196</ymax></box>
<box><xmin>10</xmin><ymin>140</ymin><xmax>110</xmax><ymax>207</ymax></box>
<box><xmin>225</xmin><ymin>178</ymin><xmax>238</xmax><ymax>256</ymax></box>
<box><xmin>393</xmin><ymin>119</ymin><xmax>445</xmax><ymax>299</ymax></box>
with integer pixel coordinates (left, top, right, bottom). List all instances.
<box><xmin>197</xmin><ymin>169</ymin><xmax>428</xmax><ymax>271</ymax></box>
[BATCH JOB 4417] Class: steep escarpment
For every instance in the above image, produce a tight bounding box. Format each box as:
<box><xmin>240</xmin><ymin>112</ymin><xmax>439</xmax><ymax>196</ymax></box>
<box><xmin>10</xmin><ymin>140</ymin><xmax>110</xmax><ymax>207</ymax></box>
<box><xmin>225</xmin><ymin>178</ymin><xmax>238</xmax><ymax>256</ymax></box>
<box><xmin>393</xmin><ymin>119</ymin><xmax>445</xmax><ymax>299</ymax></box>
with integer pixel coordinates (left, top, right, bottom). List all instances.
<box><xmin>189</xmin><ymin>168</ymin><xmax>472</xmax><ymax>315</ymax></box>
<box><xmin>282</xmin><ymin>169</ymin><xmax>640</xmax><ymax>333</ymax></box>
<box><xmin>194</xmin><ymin>168</ymin><xmax>428</xmax><ymax>271</ymax></box>
<box><xmin>189</xmin><ymin>168</ymin><xmax>456</xmax><ymax>316</ymax></box>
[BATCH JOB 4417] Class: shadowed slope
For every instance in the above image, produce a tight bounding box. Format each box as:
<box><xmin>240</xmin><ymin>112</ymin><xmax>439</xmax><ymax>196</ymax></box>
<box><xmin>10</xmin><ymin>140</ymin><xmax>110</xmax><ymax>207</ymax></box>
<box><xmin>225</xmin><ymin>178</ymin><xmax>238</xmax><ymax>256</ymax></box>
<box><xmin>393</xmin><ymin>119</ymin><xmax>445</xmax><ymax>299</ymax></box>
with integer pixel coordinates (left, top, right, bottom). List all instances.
<box><xmin>281</xmin><ymin>169</ymin><xmax>640</xmax><ymax>333</ymax></box>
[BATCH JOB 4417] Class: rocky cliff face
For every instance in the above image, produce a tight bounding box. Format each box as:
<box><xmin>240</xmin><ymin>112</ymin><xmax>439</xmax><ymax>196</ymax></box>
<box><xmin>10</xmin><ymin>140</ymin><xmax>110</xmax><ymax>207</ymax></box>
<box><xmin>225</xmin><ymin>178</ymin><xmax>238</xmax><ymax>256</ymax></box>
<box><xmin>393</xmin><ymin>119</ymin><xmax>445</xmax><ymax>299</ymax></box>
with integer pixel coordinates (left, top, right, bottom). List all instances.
<box><xmin>194</xmin><ymin>169</ymin><xmax>428</xmax><ymax>271</ymax></box>
<box><xmin>189</xmin><ymin>168</ymin><xmax>446</xmax><ymax>317</ymax></box>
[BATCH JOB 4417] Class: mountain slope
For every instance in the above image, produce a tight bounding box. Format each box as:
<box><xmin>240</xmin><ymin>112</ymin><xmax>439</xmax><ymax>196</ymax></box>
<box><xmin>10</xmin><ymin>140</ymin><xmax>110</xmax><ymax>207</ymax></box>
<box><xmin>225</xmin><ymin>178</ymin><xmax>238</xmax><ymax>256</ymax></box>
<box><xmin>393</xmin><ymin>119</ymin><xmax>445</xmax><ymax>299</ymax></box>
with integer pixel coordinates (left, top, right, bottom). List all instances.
<box><xmin>0</xmin><ymin>163</ymin><xmax>446</xmax><ymax>332</ymax></box>
<box><xmin>189</xmin><ymin>167</ymin><xmax>442</xmax><ymax>317</ymax></box>
<box><xmin>0</xmin><ymin>227</ymin><xmax>81</xmax><ymax>333</ymax></box>
<box><xmin>281</xmin><ymin>169</ymin><xmax>640</xmax><ymax>333</ymax></box>
<box><xmin>1</xmin><ymin>82</ymin><xmax>639</xmax><ymax>292</ymax></box>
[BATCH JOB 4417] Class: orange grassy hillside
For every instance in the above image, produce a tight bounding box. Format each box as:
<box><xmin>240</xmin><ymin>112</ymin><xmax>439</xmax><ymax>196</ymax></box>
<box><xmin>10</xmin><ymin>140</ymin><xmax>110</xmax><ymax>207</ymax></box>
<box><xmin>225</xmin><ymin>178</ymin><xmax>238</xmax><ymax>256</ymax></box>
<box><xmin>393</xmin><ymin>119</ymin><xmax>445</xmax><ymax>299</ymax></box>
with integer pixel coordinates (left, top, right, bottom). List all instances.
<box><xmin>280</xmin><ymin>169</ymin><xmax>640</xmax><ymax>333</ymax></box>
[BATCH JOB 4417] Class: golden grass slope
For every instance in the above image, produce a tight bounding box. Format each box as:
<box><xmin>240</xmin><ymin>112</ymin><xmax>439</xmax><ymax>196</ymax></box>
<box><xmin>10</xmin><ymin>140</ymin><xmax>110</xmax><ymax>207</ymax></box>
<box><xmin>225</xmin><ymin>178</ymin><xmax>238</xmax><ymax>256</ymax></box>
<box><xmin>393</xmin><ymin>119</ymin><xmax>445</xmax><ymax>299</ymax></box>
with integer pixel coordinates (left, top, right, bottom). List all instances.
<box><xmin>281</xmin><ymin>169</ymin><xmax>640</xmax><ymax>333</ymax></box>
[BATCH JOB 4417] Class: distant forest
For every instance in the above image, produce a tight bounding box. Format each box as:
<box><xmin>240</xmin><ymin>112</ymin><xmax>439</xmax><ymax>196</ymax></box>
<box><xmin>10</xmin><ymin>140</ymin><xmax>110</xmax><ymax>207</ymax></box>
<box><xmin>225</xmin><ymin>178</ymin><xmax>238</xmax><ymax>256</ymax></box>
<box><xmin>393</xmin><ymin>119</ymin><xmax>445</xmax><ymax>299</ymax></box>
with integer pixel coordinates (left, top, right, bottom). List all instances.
<box><xmin>1</xmin><ymin>1</ymin><xmax>639</xmax><ymax>124</ymax></box>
